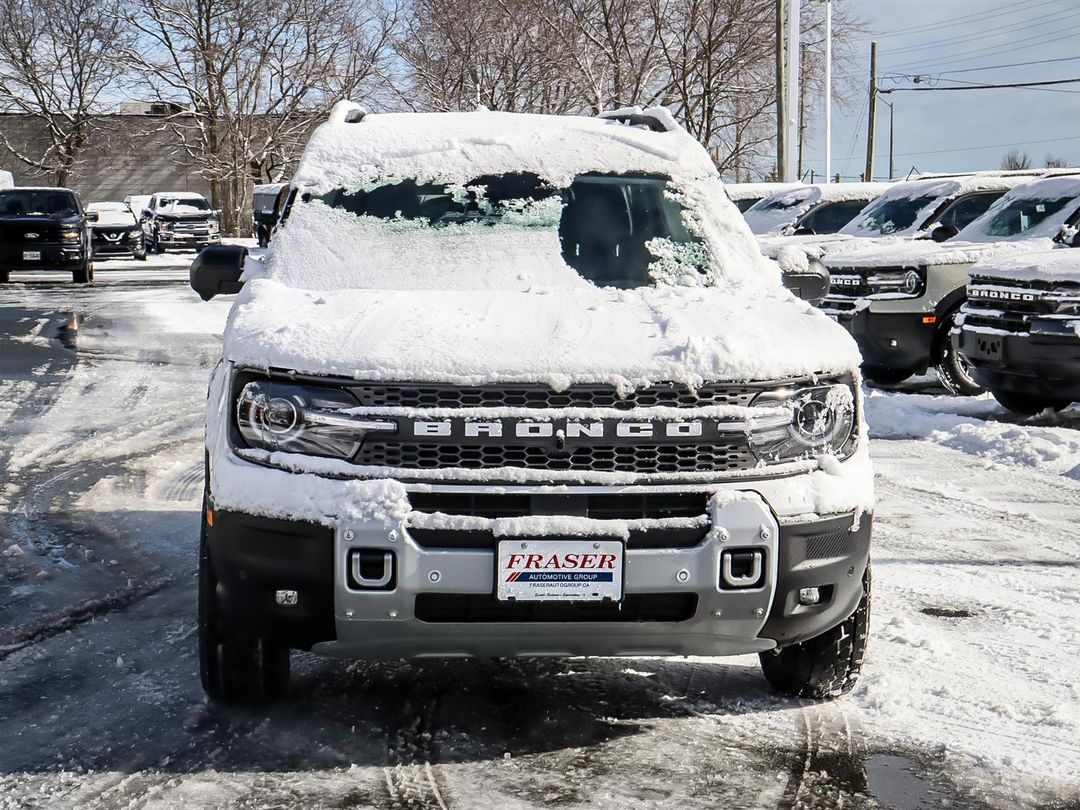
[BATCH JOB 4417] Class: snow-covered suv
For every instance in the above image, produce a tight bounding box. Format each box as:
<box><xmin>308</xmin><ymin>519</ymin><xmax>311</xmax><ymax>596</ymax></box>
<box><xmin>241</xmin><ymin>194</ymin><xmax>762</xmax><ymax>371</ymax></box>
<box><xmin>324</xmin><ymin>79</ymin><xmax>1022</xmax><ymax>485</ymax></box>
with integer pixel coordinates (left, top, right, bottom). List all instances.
<box><xmin>821</xmin><ymin>175</ymin><xmax>1080</xmax><ymax>393</ymax></box>
<box><xmin>190</xmin><ymin>103</ymin><xmax>874</xmax><ymax>705</ymax></box>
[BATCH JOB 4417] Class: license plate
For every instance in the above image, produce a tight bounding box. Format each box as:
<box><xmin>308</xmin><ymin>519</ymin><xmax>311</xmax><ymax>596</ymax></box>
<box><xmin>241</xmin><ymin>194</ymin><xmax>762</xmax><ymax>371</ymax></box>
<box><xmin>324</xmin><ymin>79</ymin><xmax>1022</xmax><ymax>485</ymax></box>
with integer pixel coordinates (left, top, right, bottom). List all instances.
<box><xmin>969</xmin><ymin>334</ymin><xmax>1004</xmax><ymax>363</ymax></box>
<box><xmin>496</xmin><ymin>539</ymin><xmax>623</xmax><ymax>602</ymax></box>
<box><xmin>22</xmin><ymin>250</ymin><xmax>41</xmax><ymax>261</ymax></box>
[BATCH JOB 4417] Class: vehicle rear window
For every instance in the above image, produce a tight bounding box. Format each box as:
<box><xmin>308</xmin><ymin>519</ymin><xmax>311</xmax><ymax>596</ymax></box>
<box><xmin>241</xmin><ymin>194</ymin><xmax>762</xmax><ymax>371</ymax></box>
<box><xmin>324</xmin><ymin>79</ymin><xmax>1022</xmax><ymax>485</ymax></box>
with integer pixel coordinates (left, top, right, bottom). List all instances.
<box><xmin>0</xmin><ymin>190</ymin><xmax>79</xmax><ymax>217</ymax></box>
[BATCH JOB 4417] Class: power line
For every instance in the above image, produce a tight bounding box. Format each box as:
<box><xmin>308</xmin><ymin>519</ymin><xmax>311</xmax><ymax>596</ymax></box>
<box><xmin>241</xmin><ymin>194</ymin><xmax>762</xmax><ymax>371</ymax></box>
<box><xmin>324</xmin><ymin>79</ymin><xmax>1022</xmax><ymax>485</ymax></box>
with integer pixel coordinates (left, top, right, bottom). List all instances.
<box><xmin>871</xmin><ymin>0</ymin><xmax>1065</xmax><ymax>40</ymax></box>
<box><xmin>935</xmin><ymin>55</ymin><xmax>1080</xmax><ymax>76</ymax></box>
<box><xmin>880</xmin><ymin>8</ymin><xmax>1080</xmax><ymax>58</ymax></box>
<box><xmin>892</xmin><ymin>134</ymin><xmax>1080</xmax><ymax>160</ymax></box>
<box><xmin>881</xmin><ymin>78</ymin><xmax>1080</xmax><ymax>93</ymax></box>
<box><xmin>890</xmin><ymin>20</ymin><xmax>1080</xmax><ymax>73</ymax></box>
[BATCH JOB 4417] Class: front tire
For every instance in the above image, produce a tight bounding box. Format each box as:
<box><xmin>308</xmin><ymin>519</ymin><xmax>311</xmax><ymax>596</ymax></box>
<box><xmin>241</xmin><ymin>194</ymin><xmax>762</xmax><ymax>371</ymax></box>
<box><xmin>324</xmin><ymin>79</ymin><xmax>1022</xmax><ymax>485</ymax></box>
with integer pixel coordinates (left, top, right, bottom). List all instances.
<box><xmin>936</xmin><ymin>312</ymin><xmax>983</xmax><ymax>396</ymax></box>
<box><xmin>199</xmin><ymin>492</ymin><xmax>290</xmax><ymax>704</ymax></box>
<box><xmin>72</xmin><ymin>261</ymin><xmax>93</xmax><ymax>284</ymax></box>
<box><xmin>759</xmin><ymin>567</ymin><xmax>871</xmax><ymax>699</ymax></box>
<box><xmin>991</xmin><ymin>390</ymin><xmax>1071</xmax><ymax>416</ymax></box>
<box><xmin>0</xmin><ymin>268</ymin><xmax>9</xmax><ymax>283</ymax></box>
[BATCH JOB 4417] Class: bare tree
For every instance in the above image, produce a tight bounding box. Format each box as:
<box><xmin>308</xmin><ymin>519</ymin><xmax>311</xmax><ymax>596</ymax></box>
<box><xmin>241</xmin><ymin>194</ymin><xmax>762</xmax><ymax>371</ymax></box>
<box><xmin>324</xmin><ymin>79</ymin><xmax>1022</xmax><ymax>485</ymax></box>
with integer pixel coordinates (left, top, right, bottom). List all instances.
<box><xmin>1001</xmin><ymin>149</ymin><xmax>1033</xmax><ymax>171</ymax></box>
<box><xmin>0</xmin><ymin>0</ymin><xmax>130</xmax><ymax>186</ymax></box>
<box><xmin>1045</xmin><ymin>154</ymin><xmax>1069</xmax><ymax>169</ymax></box>
<box><xmin>120</xmin><ymin>0</ymin><xmax>398</xmax><ymax>233</ymax></box>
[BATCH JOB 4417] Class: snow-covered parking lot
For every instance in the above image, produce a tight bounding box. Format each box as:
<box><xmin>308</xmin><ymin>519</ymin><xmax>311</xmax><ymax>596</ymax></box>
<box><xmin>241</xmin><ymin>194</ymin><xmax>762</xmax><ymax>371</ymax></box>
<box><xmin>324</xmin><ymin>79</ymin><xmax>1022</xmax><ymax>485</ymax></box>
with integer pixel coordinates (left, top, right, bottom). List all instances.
<box><xmin>0</xmin><ymin>267</ymin><xmax>1078</xmax><ymax>810</ymax></box>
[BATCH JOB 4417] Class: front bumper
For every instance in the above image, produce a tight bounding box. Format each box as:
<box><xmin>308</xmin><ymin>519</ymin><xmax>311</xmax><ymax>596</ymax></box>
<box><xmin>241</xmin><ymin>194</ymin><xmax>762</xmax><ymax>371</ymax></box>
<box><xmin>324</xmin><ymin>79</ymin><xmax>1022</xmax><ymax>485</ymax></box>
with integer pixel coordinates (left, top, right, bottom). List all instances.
<box><xmin>205</xmin><ymin>491</ymin><xmax>871</xmax><ymax>658</ymax></box>
<box><xmin>0</xmin><ymin>244</ymin><xmax>87</xmax><ymax>269</ymax></box>
<box><xmin>829</xmin><ymin>306</ymin><xmax>937</xmax><ymax>375</ymax></box>
<box><xmin>956</xmin><ymin>325</ymin><xmax>1080</xmax><ymax>401</ymax></box>
<box><xmin>157</xmin><ymin>231</ymin><xmax>220</xmax><ymax>250</ymax></box>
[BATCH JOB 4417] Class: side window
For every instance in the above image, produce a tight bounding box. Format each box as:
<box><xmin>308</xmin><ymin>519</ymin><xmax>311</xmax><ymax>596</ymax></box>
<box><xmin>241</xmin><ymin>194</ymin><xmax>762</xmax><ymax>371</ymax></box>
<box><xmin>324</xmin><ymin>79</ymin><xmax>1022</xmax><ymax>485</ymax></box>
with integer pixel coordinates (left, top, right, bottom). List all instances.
<box><xmin>798</xmin><ymin>200</ymin><xmax>869</xmax><ymax>235</ymax></box>
<box><xmin>936</xmin><ymin>192</ymin><xmax>1005</xmax><ymax>230</ymax></box>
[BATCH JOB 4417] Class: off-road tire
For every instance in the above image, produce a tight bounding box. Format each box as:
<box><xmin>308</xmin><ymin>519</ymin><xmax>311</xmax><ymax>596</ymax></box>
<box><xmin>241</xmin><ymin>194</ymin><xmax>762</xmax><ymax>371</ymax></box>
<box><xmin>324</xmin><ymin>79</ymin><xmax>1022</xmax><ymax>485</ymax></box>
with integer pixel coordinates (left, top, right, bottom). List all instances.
<box><xmin>862</xmin><ymin>366</ymin><xmax>911</xmax><ymax>387</ymax></box>
<box><xmin>759</xmin><ymin>566</ymin><xmax>871</xmax><ymax>699</ymax></box>
<box><xmin>135</xmin><ymin>250</ymin><xmax>147</xmax><ymax>261</ymax></box>
<box><xmin>991</xmin><ymin>390</ymin><xmax>1071</xmax><ymax>416</ymax></box>
<box><xmin>72</xmin><ymin>261</ymin><xmax>93</xmax><ymax>284</ymax></box>
<box><xmin>0</xmin><ymin>268</ymin><xmax>9</xmax><ymax>283</ymax></box>
<box><xmin>936</xmin><ymin>311</ymin><xmax>984</xmax><ymax>396</ymax></box>
<box><xmin>199</xmin><ymin>486</ymin><xmax>290</xmax><ymax>704</ymax></box>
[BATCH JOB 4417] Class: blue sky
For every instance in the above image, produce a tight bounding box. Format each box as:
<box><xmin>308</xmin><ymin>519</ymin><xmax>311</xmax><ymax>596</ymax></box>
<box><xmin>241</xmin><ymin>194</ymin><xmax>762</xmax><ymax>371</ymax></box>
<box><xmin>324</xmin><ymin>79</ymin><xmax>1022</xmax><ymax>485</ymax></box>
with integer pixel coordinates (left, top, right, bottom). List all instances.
<box><xmin>804</xmin><ymin>0</ymin><xmax>1080</xmax><ymax>180</ymax></box>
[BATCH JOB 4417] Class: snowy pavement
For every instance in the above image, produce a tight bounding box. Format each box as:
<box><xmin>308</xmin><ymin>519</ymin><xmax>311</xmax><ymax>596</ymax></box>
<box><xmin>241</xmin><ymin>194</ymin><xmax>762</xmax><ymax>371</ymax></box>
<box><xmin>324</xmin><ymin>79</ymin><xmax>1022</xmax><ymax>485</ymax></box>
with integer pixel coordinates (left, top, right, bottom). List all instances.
<box><xmin>0</xmin><ymin>272</ymin><xmax>1078</xmax><ymax>809</ymax></box>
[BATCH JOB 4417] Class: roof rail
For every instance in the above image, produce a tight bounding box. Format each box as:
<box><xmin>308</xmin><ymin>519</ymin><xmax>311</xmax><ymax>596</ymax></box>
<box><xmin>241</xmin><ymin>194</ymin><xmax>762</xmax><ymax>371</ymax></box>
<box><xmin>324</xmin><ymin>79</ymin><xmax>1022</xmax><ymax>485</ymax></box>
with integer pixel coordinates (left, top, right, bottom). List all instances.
<box><xmin>344</xmin><ymin>109</ymin><xmax>366</xmax><ymax>124</ymax></box>
<box><xmin>329</xmin><ymin>100</ymin><xmax>368</xmax><ymax>125</ymax></box>
<box><xmin>598</xmin><ymin>106</ymin><xmax>679</xmax><ymax>133</ymax></box>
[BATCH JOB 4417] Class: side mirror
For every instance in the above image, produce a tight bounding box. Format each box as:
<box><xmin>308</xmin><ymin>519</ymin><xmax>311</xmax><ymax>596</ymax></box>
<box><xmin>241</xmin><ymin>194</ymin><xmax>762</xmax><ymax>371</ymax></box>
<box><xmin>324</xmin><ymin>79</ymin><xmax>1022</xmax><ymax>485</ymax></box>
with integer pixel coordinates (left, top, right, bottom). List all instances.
<box><xmin>190</xmin><ymin>244</ymin><xmax>248</xmax><ymax>301</ymax></box>
<box><xmin>793</xmin><ymin>226</ymin><xmax>816</xmax><ymax>236</ymax></box>
<box><xmin>930</xmin><ymin>224</ymin><xmax>959</xmax><ymax>243</ymax></box>
<box><xmin>782</xmin><ymin>257</ymin><xmax>830</xmax><ymax>305</ymax></box>
<box><xmin>213</xmin><ymin>209</ymin><xmax>222</xmax><ymax>217</ymax></box>
<box><xmin>85</xmin><ymin>211</ymin><xmax>99</xmax><ymax>223</ymax></box>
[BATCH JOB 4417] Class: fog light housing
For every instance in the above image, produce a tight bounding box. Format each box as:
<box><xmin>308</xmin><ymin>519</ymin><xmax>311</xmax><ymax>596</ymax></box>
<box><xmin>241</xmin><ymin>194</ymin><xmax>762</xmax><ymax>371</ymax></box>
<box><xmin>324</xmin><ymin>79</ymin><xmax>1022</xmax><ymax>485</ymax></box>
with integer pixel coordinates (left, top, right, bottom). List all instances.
<box><xmin>798</xmin><ymin>587</ymin><xmax>823</xmax><ymax>606</ymax></box>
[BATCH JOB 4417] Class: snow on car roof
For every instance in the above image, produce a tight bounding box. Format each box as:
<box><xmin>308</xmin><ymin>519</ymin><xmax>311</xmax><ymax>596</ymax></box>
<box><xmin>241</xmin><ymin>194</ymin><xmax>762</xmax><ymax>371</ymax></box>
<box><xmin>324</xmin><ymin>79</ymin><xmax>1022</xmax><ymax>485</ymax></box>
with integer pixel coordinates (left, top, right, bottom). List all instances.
<box><xmin>254</xmin><ymin>183</ymin><xmax>288</xmax><ymax>195</ymax></box>
<box><xmin>971</xmin><ymin>244</ymin><xmax>1080</xmax><ymax>283</ymax></box>
<box><xmin>744</xmin><ymin>182</ymin><xmax>887</xmax><ymax>235</ymax></box>
<box><xmin>293</xmin><ymin>101</ymin><xmax>721</xmax><ymax>191</ymax></box>
<box><xmin>724</xmin><ymin>182</ymin><xmax>801</xmax><ymax>201</ymax></box>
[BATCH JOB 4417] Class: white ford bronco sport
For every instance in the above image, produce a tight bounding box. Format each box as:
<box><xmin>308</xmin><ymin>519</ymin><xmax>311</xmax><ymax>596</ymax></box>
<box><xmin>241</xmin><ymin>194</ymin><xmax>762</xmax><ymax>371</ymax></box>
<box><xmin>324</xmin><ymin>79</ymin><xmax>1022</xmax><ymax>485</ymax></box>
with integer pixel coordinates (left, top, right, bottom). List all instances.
<box><xmin>190</xmin><ymin>102</ymin><xmax>874</xmax><ymax>704</ymax></box>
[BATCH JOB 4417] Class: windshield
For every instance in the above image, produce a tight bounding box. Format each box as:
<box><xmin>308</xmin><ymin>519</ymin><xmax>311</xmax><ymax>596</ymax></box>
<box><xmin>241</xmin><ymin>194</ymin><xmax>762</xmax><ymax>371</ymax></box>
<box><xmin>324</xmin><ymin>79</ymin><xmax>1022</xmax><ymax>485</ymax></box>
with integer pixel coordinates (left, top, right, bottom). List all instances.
<box><xmin>793</xmin><ymin>199</ymin><xmax>868</xmax><ymax>235</ymax></box>
<box><xmin>310</xmin><ymin>172</ymin><xmax>703</xmax><ymax>289</ymax></box>
<box><xmin>0</xmin><ymin>190</ymin><xmax>79</xmax><ymax>217</ymax></box>
<box><xmin>840</xmin><ymin>191</ymin><xmax>941</xmax><ymax>237</ymax></box>
<box><xmin>159</xmin><ymin>196</ymin><xmax>211</xmax><ymax>212</ymax></box>
<box><xmin>958</xmin><ymin>195</ymin><xmax>1075</xmax><ymax>240</ymax></box>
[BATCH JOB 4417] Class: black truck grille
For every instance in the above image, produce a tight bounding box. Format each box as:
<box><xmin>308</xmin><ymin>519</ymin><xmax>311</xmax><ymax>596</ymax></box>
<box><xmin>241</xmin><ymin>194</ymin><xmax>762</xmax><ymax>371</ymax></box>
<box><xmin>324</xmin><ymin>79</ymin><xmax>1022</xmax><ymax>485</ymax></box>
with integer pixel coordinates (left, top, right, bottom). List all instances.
<box><xmin>356</xmin><ymin>440</ymin><xmax>755</xmax><ymax>473</ymax></box>
<box><xmin>964</xmin><ymin>276</ymin><xmax>1076</xmax><ymax>334</ymax></box>
<box><xmin>347</xmin><ymin>381</ymin><xmax>762</xmax><ymax>409</ymax></box>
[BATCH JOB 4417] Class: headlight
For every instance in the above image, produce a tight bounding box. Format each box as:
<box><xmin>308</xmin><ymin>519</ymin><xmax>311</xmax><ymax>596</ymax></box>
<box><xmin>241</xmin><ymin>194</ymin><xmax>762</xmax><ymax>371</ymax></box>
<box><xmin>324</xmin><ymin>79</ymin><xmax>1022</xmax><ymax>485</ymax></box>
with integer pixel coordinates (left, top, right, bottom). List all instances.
<box><xmin>1046</xmin><ymin>289</ymin><xmax>1080</xmax><ymax>315</ymax></box>
<box><xmin>159</xmin><ymin>221</ymin><xmax>173</xmax><ymax>231</ymax></box>
<box><xmin>128</xmin><ymin>229</ymin><xmax>142</xmax><ymax>240</ymax></box>
<box><xmin>749</xmin><ymin>384</ymin><xmax>857</xmax><ymax>463</ymax></box>
<box><xmin>208</xmin><ymin>220</ymin><xmax>220</xmax><ymax>232</ymax></box>
<box><xmin>235</xmin><ymin>379</ymin><xmax>396</xmax><ymax>459</ymax></box>
<box><xmin>61</xmin><ymin>229</ymin><xmax>80</xmax><ymax>240</ymax></box>
<box><xmin>867</xmin><ymin>268</ymin><xmax>924</xmax><ymax>296</ymax></box>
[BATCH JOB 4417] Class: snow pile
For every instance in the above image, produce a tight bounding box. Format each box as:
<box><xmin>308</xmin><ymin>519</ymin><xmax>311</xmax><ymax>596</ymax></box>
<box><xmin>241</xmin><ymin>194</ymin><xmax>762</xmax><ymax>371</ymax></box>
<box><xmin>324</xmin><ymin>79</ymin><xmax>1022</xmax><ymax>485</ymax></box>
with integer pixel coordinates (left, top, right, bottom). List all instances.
<box><xmin>864</xmin><ymin>388</ymin><xmax>1080</xmax><ymax>479</ymax></box>
<box><xmin>971</xmin><ymin>244</ymin><xmax>1080</xmax><ymax>283</ymax></box>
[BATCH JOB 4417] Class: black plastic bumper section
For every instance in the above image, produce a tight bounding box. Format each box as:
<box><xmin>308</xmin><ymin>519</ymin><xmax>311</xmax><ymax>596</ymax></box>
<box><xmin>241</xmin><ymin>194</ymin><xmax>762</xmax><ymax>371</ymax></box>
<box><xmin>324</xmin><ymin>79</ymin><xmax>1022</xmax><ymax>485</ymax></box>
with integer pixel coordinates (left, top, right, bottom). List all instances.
<box><xmin>205</xmin><ymin>509</ymin><xmax>336</xmax><ymax>650</ymax></box>
<box><xmin>957</xmin><ymin>328</ymin><xmax>1080</xmax><ymax>402</ymax></box>
<box><xmin>838</xmin><ymin>308</ymin><xmax>937</xmax><ymax>375</ymax></box>
<box><xmin>761</xmin><ymin>513</ymin><xmax>872</xmax><ymax>646</ymax></box>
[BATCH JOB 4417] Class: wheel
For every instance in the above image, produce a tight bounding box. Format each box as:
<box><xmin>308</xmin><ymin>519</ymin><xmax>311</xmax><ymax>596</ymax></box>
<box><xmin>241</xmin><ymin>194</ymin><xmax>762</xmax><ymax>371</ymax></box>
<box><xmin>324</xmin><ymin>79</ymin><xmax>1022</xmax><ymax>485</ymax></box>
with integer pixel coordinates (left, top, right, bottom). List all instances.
<box><xmin>199</xmin><ymin>488</ymin><xmax>290</xmax><ymax>704</ymax></box>
<box><xmin>0</xmin><ymin>268</ymin><xmax>9</xmax><ymax>283</ymax></box>
<box><xmin>862</xmin><ymin>366</ymin><xmax>912</xmax><ymax>387</ymax></box>
<box><xmin>258</xmin><ymin>228</ymin><xmax>269</xmax><ymax>249</ymax></box>
<box><xmin>72</xmin><ymin>261</ymin><xmax>92</xmax><ymax>284</ymax></box>
<box><xmin>134</xmin><ymin>250</ymin><xmax>147</xmax><ymax>261</ymax></box>
<box><xmin>759</xmin><ymin>566</ymin><xmax>871</xmax><ymax>699</ymax></box>
<box><xmin>936</xmin><ymin>311</ymin><xmax>983</xmax><ymax>396</ymax></box>
<box><xmin>991</xmin><ymin>390</ymin><xmax>1071</xmax><ymax>416</ymax></box>
<box><xmin>153</xmin><ymin>232</ymin><xmax>166</xmax><ymax>255</ymax></box>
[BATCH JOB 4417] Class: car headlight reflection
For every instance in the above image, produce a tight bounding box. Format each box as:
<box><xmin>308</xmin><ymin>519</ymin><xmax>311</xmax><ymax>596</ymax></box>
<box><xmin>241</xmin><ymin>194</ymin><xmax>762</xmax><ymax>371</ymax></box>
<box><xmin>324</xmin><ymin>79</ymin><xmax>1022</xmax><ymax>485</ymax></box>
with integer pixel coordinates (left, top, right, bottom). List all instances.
<box><xmin>750</xmin><ymin>384</ymin><xmax>857</xmax><ymax>462</ymax></box>
<box><xmin>235</xmin><ymin>380</ymin><xmax>395</xmax><ymax>459</ymax></box>
<box><xmin>867</xmin><ymin>268</ymin><xmax>924</xmax><ymax>297</ymax></box>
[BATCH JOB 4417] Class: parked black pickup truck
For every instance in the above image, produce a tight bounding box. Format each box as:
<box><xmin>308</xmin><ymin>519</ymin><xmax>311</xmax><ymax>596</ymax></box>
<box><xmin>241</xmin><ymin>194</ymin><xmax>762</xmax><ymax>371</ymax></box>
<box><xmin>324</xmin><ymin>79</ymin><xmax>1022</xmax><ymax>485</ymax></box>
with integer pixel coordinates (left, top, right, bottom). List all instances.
<box><xmin>0</xmin><ymin>187</ymin><xmax>97</xmax><ymax>283</ymax></box>
<box><xmin>140</xmin><ymin>191</ymin><xmax>221</xmax><ymax>253</ymax></box>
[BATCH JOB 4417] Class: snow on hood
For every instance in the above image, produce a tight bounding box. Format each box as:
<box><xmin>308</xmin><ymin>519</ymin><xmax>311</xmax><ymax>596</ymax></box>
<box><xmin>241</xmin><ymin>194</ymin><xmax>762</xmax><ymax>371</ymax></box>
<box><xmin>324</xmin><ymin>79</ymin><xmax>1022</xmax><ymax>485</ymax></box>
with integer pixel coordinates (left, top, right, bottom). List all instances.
<box><xmin>970</xmin><ymin>245</ymin><xmax>1080</xmax><ymax>283</ymax></box>
<box><xmin>223</xmin><ymin>278</ymin><xmax>861</xmax><ymax>387</ymax></box>
<box><xmin>822</xmin><ymin>236</ymin><xmax>1053</xmax><ymax>270</ymax></box>
<box><xmin>744</xmin><ymin>183</ymin><xmax>884</xmax><ymax>236</ymax></box>
<box><xmin>87</xmin><ymin>204</ymin><xmax>136</xmax><ymax>227</ymax></box>
<box><xmin>757</xmin><ymin>232</ymin><xmax>853</xmax><ymax>259</ymax></box>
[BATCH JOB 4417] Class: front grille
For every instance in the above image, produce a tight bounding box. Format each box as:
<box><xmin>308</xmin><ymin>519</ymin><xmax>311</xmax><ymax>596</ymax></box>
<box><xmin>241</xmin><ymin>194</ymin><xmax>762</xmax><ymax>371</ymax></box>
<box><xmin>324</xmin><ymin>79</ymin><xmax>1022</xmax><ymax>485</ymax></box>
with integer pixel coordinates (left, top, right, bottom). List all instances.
<box><xmin>409</xmin><ymin>526</ymin><xmax>707</xmax><ymax>550</ymax></box>
<box><xmin>356</xmin><ymin>440</ymin><xmax>755</xmax><ymax>473</ymax></box>
<box><xmin>805</xmin><ymin>529</ymin><xmax>855</xmax><ymax>560</ymax></box>
<box><xmin>414</xmin><ymin>593</ymin><xmax>697</xmax><ymax>623</ymax></box>
<box><xmin>347</xmin><ymin>381</ymin><xmax>762</xmax><ymax>410</ymax></box>
<box><xmin>826</xmin><ymin>269</ymin><xmax>874</xmax><ymax>298</ymax></box>
<box><xmin>171</xmin><ymin>221</ymin><xmax>210</xmax><ymax>234</ymax></box>
<box><xmin>964</xmin><ymin>276</ymin><xmax>1076</xmax><ymax>334</ymax></box>
<box><xmin>408</xmin><ymin>491</ymin><xmax>710</xmax><ymax>519</ymax></box>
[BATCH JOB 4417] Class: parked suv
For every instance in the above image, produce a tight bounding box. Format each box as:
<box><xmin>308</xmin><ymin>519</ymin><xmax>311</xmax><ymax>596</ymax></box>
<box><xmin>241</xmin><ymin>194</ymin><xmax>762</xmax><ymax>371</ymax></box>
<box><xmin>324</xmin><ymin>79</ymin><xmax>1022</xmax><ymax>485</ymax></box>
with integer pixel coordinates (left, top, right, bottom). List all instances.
<box><xmin>190</xmin><ymin>103</ymin><xmax>874</xmax><ymax>705</ymax></box>
<box><xmin>252</xmin><ymin>183</ymin><xmax>290</xmax><ymax>248</ymax></box>
<box><xmin>141</xmin><ymin>191</ymin><xmax>221</xmax><ymax>253</ymax></box>
<box><xmin>956</xmin><ymin>244</ymin><xmax>1080</xmax><ymax>414</ymax></box>
<box><xmin>87</xmin><ymin>202</ymin><xmax>146</xmax><ymax>260</ymax></box>
<box><xmin>821</xmin><ymin>175</ymin><xmax>1080</xmax><ymax>393</ymax></box>
<box><xmin>744</xmin><ymin>183</ymin><xmax>885</xmax><ymax>237</ymax></box>
<box><xmin>0</xmin><ymin>187</ymin><xmax>96</xmax><ymax>283</ymax></box>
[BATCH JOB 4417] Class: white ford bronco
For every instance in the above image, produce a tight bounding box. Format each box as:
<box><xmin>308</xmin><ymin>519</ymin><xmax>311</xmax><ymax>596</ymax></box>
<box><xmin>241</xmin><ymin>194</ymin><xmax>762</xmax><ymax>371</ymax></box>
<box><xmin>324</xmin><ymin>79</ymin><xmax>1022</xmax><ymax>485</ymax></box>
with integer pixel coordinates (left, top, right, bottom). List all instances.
<box><xmin>190</xmin><ymin>103</ymin><xmax>874</xmax><ymax>704</ymax></box>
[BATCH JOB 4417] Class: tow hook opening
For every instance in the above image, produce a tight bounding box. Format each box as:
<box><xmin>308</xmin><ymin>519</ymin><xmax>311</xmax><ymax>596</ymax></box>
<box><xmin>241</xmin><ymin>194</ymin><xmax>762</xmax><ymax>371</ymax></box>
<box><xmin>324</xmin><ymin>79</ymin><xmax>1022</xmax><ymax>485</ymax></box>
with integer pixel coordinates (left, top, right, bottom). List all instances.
<box><xmin>348</xmin><ymin>548</ymin><xmax>396</xmax><ymax>591</ymax></box>
<box><xmin>719</xmin><ymin>549</ymin><xmax>765</xmax><ymax>590</ymax></box>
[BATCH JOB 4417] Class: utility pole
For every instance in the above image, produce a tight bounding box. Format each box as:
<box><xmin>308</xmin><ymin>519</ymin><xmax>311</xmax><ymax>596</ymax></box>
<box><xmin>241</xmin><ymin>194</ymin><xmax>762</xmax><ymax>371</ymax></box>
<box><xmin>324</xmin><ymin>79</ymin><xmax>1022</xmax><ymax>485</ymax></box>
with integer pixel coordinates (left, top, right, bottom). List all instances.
<box><xmin>865</xmin><ymin>40</ymin><xmax>878</xmax><ymax>182</ymax></box>
<box><xmin>776</xmin><ymin>0</ymin><xmax>787</xmax><ymax>181</ymax></box>
<box><xmin>797</xmin><ymin>42</ymin><xmax>808</xmax><ymax>180</ymax></box>
<box><xmin>785</xmin><ymin>0</ymin><xmax>801</xmax><ymax>182</ymax></box>
<box><xmin>824</xmin><ymin>0</ymin><xmax>833</xmax><ymax>182</ymax></box>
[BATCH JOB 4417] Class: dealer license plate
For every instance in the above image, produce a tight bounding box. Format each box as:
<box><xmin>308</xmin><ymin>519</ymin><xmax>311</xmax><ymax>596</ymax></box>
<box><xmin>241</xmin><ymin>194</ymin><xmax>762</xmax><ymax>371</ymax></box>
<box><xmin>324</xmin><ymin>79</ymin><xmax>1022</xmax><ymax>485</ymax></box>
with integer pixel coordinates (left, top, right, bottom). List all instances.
<box><xmin>969</xmin><ymin>334</ymin><xmax>1004</xmax><ymax>363</ymax></box>
<box><xmin>496</xmin><ymin>539</ymin><xmax>624</xmax><ymax>602</ymax></box>
<box><xmin>22</xmin><ymin>250</ymin><xmax>41</xmax><ymax>261</ymax></box>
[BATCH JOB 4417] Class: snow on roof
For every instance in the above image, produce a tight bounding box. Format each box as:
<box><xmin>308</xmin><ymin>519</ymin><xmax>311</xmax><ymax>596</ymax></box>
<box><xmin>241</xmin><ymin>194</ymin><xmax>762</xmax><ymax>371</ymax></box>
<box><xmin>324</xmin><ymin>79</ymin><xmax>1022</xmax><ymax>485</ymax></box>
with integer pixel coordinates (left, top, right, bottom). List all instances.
<box><xmin>292</xmin><ymin>101</ymin><xmax>720</xmax><ymax>191</ymax></box>
<box><xmin>87</xmin><ymin>202</ymin><xmax>129</xmax><ymax>211</ymax></box>
<box><xmin>970</xmin><ymin>245</ymin><xmax>1080</xmax><ymax>283</ymax></box>
<box><xmin>157</xmin><ymin>191</ymin><xmax>207</xmax><ymax>199</ymax></box>
<box><xmin>724</xmin><ymin>182</ymin><xmax>801</xmax><ymax>201</ymax></box>
<box><xmin>254</xmin><ymin>183</ymin><xmax>288</xmax><ymax>195</ymax></box>
<box><xmin>744</xmin><ymin>182</ymin><xmax>887</xmax><ymax>236</ymax></box>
